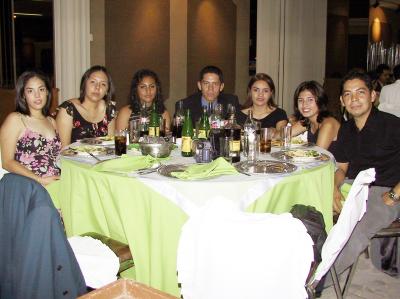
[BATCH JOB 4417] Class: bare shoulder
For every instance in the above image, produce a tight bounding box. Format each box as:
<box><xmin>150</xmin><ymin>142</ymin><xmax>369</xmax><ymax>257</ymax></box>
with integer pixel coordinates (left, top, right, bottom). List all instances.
<box><xmin>118</xmin><ymin>105</ymin><xmax>132</xmax><ymax>115</ymax></box>
<box><xmin>0</xmin><ymin>112</ymin><xmax>24</xmax><ymax>135</ymax></box>
<box><xmin>241</xmin><ymin>107</ymin><xmax>250</xmax><ymax>114</ymax></box>
<box><xmin>69</xmin><ymin>98</ymin><xmax>81</xmax><ymax>106</ymax></box>
<box><xmin>321</xmin><ymin>116</ymin><xmax>340</xmax><ymax>128</ymax></box>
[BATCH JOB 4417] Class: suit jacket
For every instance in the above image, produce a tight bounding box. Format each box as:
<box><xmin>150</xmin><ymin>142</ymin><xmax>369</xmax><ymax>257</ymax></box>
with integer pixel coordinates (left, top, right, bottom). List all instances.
<box><xmin>0</xmin><ymin>174</ymin><xmax>86</xmax><ymax>299</ymax></box>
<box><xmin>175</xmin><ymin>92</ymin><xmax>241</xmax><ymax>125</ymax></box>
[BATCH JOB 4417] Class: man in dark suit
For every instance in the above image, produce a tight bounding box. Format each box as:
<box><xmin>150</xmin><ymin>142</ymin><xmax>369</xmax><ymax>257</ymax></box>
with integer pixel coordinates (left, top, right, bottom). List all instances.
<box><xmin>176</xmin><ymin>65</ymin><xmax>241</xmax><ymax>125</ymax></box>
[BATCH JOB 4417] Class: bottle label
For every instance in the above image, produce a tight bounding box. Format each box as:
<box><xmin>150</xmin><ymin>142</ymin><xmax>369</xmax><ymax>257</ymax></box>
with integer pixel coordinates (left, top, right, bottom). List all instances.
<box><xmin>198</xmin><ymin>129</ymin><xmax>207</xmax><ymax>139</ymax></box>
<box><xmin>149</xmin><ymin>127</ymin><xmax>156</xmax><ymax>136</ymax></box>
<box><xmin>230</xmin><ymin>140</ymin><xmax>241</xmax><ymax>152</ymax></box>
<box><xmin>181</xmin><ymin>136</ymin><xmax>192</xmax><ymax>153</ymax></box>
<box><xmin>155</xmin><ymin>127</ymin><xmax>160</xmax><ymax>137</ymax></box>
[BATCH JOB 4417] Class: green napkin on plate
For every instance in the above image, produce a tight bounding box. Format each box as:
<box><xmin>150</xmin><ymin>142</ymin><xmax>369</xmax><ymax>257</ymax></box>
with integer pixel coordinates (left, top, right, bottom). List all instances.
<box><xmin>92</xmin><ymin>155</ymin><xmax>162</xmax><ymax>173</ymax></box>
<box><xmin>171</xmin><ymin>157</ymin><xmax>238</xmax><ymax>180</ymax></box>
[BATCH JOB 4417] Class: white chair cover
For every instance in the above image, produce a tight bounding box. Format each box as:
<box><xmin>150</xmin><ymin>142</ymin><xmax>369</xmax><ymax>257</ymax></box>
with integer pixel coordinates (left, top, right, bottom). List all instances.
<box><xmin>312</xmin><ymin>168</ymin><xmax>376</xmax><ymax>282</ymax></box>
<box><xmin>0</xmin><ymin>146</ymin><xmax>9</xmax><ymax>179</ymax></box>
<box><xmin>177</xmin><ymin>198</ymin><xmax>314</xmax><ymax>299</ymax></box>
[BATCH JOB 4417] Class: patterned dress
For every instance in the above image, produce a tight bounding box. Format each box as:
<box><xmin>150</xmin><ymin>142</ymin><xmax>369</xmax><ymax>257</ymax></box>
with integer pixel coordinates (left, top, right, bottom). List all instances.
<box><xmin>58</xmin><ymin>100</ymin><xmax>116</xmax><ymax>143</ymax></box>
<box><xmin>15</xmin><ymin>127</ymin><xmax>62</xmax><ymax>177</ymax></box>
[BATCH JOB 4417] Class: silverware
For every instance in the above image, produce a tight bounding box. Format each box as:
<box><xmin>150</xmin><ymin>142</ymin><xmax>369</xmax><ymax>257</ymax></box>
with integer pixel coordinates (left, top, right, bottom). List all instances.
<box><xmin>85</xmin><ymin>150</ymin><xmax>102</xmax><ymax>162</ymax></box>
<box><xmin>237</xmin><ymin>170</ymin><xmax>251</xmax><ymax>176</ymax></box>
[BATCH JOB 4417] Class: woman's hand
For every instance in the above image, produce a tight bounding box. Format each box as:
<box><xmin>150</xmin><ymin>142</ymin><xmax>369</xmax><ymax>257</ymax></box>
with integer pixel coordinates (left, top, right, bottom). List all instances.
<box><xmin>38</xmin><ymin>175</ymin><xmax>60</xmax><ymax>186</ymax></box>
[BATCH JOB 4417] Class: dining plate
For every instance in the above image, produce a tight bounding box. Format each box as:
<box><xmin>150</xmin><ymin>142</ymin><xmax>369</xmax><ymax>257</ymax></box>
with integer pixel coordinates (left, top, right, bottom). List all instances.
<box><xmin>271</xmin><ymin>150</ymin><xmax>330</xmax><ymax>163</ymax></box>
<box><xmin>235</xmin><ymin>160</ymin><xmax>297</xmax><ymax>174</ymax></box>
<box><xmin>79</xmin><ymin>136</ymin><xmax>114</xmax><ymax>146</ymax></box>
<box><xmin>61</xmin><ymin>145</ymin><xmax>113</xmax><ymax>157</ymax></box>
<box><xmin>157</xmin><ymin>163</ymin><xmax>217</xmax><ymax>180</ymax></box>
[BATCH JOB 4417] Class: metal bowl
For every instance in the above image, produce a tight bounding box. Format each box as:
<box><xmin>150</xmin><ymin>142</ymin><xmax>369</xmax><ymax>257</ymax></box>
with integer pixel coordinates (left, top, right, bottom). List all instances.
<box><xmin>139</xmin><ymin>142</ymin><xmax>174</xmax><ymax>158</ymax></box>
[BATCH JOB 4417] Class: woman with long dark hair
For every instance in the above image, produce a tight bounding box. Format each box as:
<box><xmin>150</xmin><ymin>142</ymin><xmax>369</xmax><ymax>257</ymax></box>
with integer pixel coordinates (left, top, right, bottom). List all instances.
<box><xmin>56</xmin><ymin>65</ymin><xmax>116</xmax><ymax>146</ymax></box>
<box><xmin>237</xmin><ymin>73</ymin><xmax>287</xmax><ymax>132</ymax></box>
<box><xmin>0</xmin><ymin>70</ymin><xmax>61</xmax><ymax>185</ymax></box>
<box><xmin>292</xmin><ymin>80</ymin><xmax>340</xmax><ymax>151</ymax></box>
<box><xmin>116</xmin><ymin>69</ymin><xmax>171</xmax><ymax>131</ymax></box>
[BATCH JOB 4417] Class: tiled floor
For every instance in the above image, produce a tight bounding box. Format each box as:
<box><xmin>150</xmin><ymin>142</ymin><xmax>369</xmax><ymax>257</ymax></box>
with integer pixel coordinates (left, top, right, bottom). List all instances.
<box><xmin>320</xmin><ymin>253</ymin><xmax>400</xmax><ymax>299</ymax></box>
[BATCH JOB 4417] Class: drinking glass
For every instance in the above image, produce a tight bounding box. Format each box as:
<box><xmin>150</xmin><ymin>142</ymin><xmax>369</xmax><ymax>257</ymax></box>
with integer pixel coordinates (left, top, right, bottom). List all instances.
<box><xmin>260</xmin><ymin>128</ymin><xmax>272</xmax><ymax>154</ymax></box>
<box><xmin>281</xmin><ymin>126</ymin><xmax>292</xmax><ymax>150</ymax></box>
<box><xmin>114</xmin><ymin>130</ymin><xmax>127</xmax><ymax>156</ymax></box>
<box><xmin>159</xmin><ymin>116</ymin><xmax>166</xmax><ymax>137</ymax></box>
<box><xmin>129</xmin><ymin>118</ymin><xmax>140</xmax><ymax>143</ymax></box>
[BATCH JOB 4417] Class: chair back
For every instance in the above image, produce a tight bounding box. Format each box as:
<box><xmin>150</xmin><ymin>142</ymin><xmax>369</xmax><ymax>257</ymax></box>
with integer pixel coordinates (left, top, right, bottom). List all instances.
<box><xmin>311</xmin><ymin>168</ymin><xmax>376</xmax><ymax>283</ymax></box>
<box><xmin>0</xmin><ymin>173</ymin><xmax>86</xmax><ymax>299</ymax></box>
<box><xmin>177</xmin><ymin>198</ymin><xmax>314</xmax><ymax>299</ymax></box>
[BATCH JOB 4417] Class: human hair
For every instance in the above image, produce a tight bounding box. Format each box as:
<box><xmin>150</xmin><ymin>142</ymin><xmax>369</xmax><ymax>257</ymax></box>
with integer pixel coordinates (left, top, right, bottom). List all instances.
<box><xmin>79</xmin><ymin>65</ymin><xmax>115</xmax><ymax>103</ymax></box>
<box><xmin>15</xmin><ymin>70</ymin><xmax>52</xmax><ymax>116</ymax></box>
<box><xmin>293</xmin><ymin>80</ymin><xmax>330</xmax><ymax>125</ymax></box>
<box><xmin>128</xmin><ymin>69</ymin><xmax>165</xmax><ymax>114</ymax></box>
<box><xmin>393</xmin><ymin>64</ymin><xmax>400</xmax><ymax>80</ymax></box>
<box><xmin>242</xmin><ymin>73</ymin><xmax>277</xmax><ymax>109</ymax></box>
<box><xmin>376</xmin><ymin>63</ymin><xmax>390</xmax><ymax>76</ymax></box>
<box><xmin>199</xmin><ymin>65</ymin><xmax>224</xmax><ymax>83</ymax></box>
<box><xmin>340</xmin><ymin>70</ymin><xmax>373</xmax><ymax>94</ymax></box>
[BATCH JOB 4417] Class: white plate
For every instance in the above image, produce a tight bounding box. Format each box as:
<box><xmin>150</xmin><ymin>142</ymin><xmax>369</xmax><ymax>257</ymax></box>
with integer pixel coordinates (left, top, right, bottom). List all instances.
<box><xmin>61</xmin><ymin>145</ymin><xmax>113</xmax><ymax>157</ymax></box>
<box><xmin>79</xmin><ymin>136</ymin><xmax>114</xmax><ymax>146</ymax></box>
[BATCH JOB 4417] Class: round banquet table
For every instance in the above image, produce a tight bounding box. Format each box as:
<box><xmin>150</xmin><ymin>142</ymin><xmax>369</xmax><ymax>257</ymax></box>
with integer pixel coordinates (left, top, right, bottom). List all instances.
<box><xmin>47</xmin><ymin>146</ymin><xmax>334</xmax><ymax>297</ymax></box>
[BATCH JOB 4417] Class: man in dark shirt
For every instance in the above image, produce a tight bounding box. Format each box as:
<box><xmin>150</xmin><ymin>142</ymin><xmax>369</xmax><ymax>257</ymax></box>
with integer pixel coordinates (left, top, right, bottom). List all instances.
<box><xmin>176</xmin><ymin>65</ymin><xmax>240</xmax><ymax>125</ymax></box>
<box><xmin>331</xmin><ymin>70</ymin><xmax>400</xmax><ymax>279</ymax></box>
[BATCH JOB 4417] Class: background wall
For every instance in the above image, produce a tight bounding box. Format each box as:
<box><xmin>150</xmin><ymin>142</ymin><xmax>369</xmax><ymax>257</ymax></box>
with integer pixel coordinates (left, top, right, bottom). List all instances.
<box><xmin>186</xmin><ymin>0</ymin><xmax>236</xmax><ymax>95</ymax></box>
<box><xmin>104</xmin><ymin>0</ymin><xmax>170</xmax><ymax>109</ymax></box>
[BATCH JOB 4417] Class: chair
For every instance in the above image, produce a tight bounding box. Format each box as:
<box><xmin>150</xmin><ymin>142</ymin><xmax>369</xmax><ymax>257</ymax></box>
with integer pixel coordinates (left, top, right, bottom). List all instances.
<box><xmin>306</xmin><ymin>168</ymin><xmax>376</xmax><ymax>299</ymax></box>
<box><xmin>0</xmin><ymin>173</ymin><xmax>87</xmax><ymax>299</ymax></box>
<box><xmin>0</xmin><ymin>145</ymin><xmax>9</xmax><ymax>180</ymax></box>
<box><xmin>177</xmin><ymin>198</ymin><xmax>315</xmax><ymax>299</ymax></box>
<box><xmin>80</xmin><ymin>232</ymin><xmax>134</xmax><ymax>274</ymax></box>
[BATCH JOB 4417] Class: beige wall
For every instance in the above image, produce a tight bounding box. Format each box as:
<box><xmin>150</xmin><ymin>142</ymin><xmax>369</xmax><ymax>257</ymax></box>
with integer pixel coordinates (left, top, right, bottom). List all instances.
<box><xmin>90</xmin><ymin>0</ymin><xmax>105</xmax><ymax>66</ymax></box>
<box><xmin>104</xmin><ymin>0</ymin><xmax>170</xmax><ymax>109</ymax></box>
<box><xmin>187</xmin><ymin>0</ymin><xmax>236</xmax><ymax>95</ymax></box>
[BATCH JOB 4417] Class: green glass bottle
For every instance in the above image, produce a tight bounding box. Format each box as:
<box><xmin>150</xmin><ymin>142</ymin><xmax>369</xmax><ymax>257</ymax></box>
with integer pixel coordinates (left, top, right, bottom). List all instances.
<box><xmin>198</xmin><ymin>106</ymin><xmax>210</xmax><ymax>139</ymax></box>
<box><xmin>148</xmin><ymin>102</ymin><xmax>160</xmax><ymax>137</ymax></box>
<box><xmin>181</xmin><ymin>109</ymin><xmax>194</xmax><ymax>157</ymax></box>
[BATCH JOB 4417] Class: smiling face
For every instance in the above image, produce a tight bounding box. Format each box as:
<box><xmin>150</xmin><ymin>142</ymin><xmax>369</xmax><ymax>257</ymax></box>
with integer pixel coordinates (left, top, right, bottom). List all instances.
<box><xmin>84</xmin><ymin>71</ymin><xmax>109</xmax><ymax>102</ymax></box>
<box><xmin>197</xmin><ymin>72</ymin><xmax>224</xmax><ymax>103</ymax></box>
<box><xmin>297</xmin><ymin>90</ymin><xmax>319</xmax><ymax>120</ymax></box>
<box><xmin>137</xmin><ymin>76</ymin><xmax>157</xmax><ymax>106</ymax></box>
<box><xmin>24</xmin><ymin>76</ymin><xmax>48</xmax><ymax>113</ymax></box>
<box><xmin>341</xmin><ymin>78</ymin><xmax>376</xmax><ymax>124</ymax></box>
<box><xmin>250</xmin><ymin>80</ymin><xmax>273</xmax><ymax>107</ymax></box>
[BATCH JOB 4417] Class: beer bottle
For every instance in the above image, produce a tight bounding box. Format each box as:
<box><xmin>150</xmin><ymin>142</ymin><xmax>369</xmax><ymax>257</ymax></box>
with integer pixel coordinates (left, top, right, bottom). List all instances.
<box><xmin>198</xmin><ymin>106</ymin><xmax>210</xmax><ymax>139</ymax></box>
<box><xmin>148</xmin><ymin>102</ymin><xmax>160</xmax><ymax>137</ymax></box>
<box><xmin>181</xmin><ymin>109</ymin><xmax>194</xmax><ymax>157</ymax></box>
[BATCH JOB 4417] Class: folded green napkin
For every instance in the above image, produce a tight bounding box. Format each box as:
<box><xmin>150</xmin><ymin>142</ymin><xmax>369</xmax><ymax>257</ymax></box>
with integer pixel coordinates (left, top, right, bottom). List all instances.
<box><xmin>171</xmin><ymin>157</ymin><xmax>238</xmax><ymax>180</ymax></box>
<box><xmin>92</xmin><ymin>155</ymin><xmax>162</xmax><ymax>173</ymax></box>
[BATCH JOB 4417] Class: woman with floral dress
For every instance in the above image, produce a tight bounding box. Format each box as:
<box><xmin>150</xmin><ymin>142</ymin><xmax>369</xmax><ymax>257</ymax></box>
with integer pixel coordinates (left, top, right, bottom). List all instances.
<box><xmin>0</xmin><ymin>70</ymin><xmax>61</xmax><ymax>186</ymax></box>
<box><xmin>56</xmin><ymin>65</ymin><xmax>116</xmax><ymax>147</ymax></box>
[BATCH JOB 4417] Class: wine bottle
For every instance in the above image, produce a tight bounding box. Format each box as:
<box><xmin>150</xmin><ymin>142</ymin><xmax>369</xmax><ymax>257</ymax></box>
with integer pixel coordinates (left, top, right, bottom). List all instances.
<box><xmin>243</xmin><ymin>110</ymin><xmax>257</xmax><ymax>161</ymax></box>
<box><xmin>198</xmin><ymin>106</ymin><xmax>210</xmax><ymax>139</ymax></box>
<box><xmin>139</xmin><ymin>102</ymin><xmax>149</xmax><ymax>137</ymax></box>
<box><xmin>181</xmin><ymin>109</ymin><xmax>194</xmax><ymax>157</ymax></box>
<box><xmin>148</xmin><ymin>102</ymin><xmax>160</xmax><ymax>137</ymax></box>
<box><xmin>224</xmin><ymin>114</ymin><xmax>241</xmax><ymax>163</ymax></box>
<box><xmin>173</xmin><ymin>100</ymin><xmax>185</xmax><ymax>138</ymax></box>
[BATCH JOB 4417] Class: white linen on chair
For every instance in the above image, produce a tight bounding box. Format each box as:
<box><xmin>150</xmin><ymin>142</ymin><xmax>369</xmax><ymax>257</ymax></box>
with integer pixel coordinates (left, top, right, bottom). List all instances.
<box><xmin>68</xmin><ymin>236</ymin><xmax>120</xmax><ymax>289</ymax></box>
<box><xmin>177</xmin><ymin>198</ymin><xmax>314</xmax><ymax>299</ymax></box>
<box><xmin>312</xmin><ymin>168</ymin><xmax>376</xmax><ymax>282</ymax></box>
<box><xmin>0</xmin><ymin>146</ymin><xmax>9</xmax><ymax>179</ymax></box>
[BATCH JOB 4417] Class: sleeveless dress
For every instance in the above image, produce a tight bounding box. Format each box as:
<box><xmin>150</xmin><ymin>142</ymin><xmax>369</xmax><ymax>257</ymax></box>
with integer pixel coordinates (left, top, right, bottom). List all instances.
<box><xmin>307</xmin><ymin>127</ymin><xmax>337</xmax><ymax>153</ymax></box>
<box><xmin>58</xmin><ymin>100</ymin><xmax>116</xmax><ymax>143</ymax></box>
<box><xmin>15</xmin><ymin>116</ymin><xmax>62</xmax><ymax>177</ymax></box>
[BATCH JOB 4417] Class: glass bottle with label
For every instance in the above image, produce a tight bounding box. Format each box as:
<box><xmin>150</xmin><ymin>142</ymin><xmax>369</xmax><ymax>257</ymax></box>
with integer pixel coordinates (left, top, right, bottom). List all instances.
<box><xmin>148</xmin><ymin>102</ymin><xmax>160</xmax><ymax>137</ymax></box>
<box><xmin>181</xmin><ymin>109</ymin><xmax>194</xmax><ymax>157</ymax></box>
<box><xmin>243</xmin><ymin>110</ymin><xmax>257</xmax><ymax>161</ymax></box>
<box><xmin>173</xmin><ymin>100</ymin><xmax>185</xmax><ymax>139</ymax></box>
<box><xmin>224</xmin><ymin>114</ymin><xmax>241</xmax><ymax>163</ymax></box>
<box><xmin>198</xmin><ymin>107</ymin><xmax>210</xmax><ymax>139</ymax></box>
<box><xmin>139</xmin><ymin>102</ymin><xmax>149</xmax><ymax>137</ymax></box>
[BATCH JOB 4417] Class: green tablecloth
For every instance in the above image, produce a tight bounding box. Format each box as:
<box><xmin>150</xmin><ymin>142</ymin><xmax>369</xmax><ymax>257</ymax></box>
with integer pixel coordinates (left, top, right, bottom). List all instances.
<box><xmin>47</xmin><ymin>158</ymin><xmax>334</xmax><ymax>297</ymax></box>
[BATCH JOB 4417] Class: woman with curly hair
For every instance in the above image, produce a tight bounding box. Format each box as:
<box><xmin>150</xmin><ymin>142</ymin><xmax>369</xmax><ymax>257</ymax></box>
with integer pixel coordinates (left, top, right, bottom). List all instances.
<box><xmin>116</xmin><ymin>69</ymin><xmax>171</xmax><ymax>132</ymax></box>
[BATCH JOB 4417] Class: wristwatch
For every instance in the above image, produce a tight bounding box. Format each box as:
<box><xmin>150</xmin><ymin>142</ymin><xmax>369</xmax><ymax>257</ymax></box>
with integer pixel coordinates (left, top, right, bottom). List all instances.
<box><xmin>388</xmin><ymin>189</ymin><xmax>400</xmax><ymax>202</ymax></box>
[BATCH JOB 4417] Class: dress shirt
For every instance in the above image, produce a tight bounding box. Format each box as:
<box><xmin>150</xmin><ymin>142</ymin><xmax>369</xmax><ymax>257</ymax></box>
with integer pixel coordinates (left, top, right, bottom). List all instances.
<box><xmin>379</xmin><ymin>80</ymin><xmax>400</xmax><ymax>117</ymax></box>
